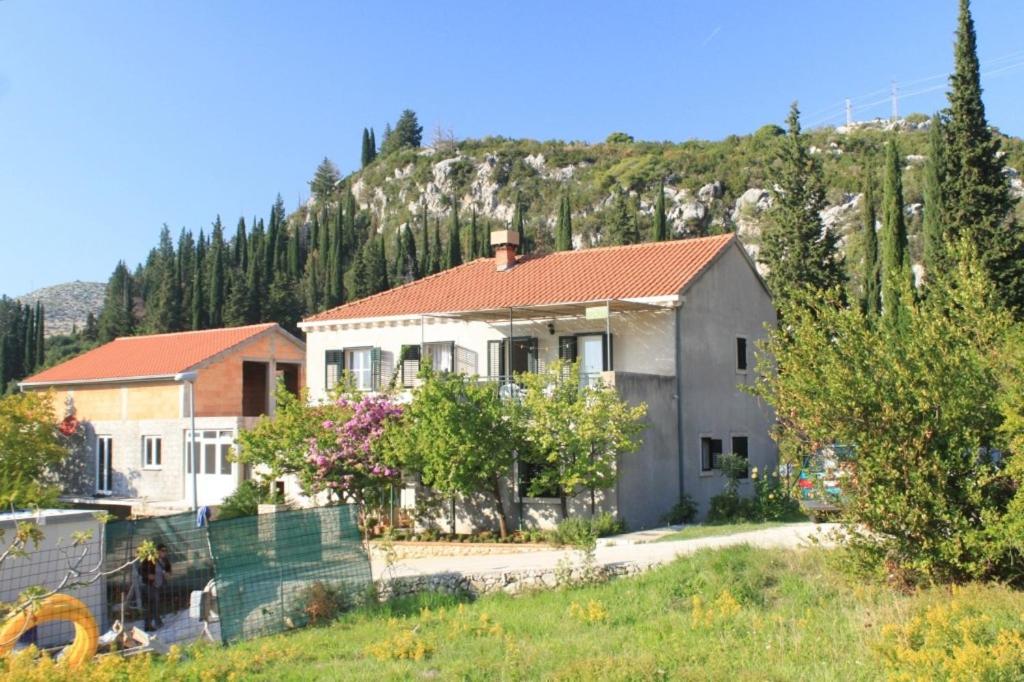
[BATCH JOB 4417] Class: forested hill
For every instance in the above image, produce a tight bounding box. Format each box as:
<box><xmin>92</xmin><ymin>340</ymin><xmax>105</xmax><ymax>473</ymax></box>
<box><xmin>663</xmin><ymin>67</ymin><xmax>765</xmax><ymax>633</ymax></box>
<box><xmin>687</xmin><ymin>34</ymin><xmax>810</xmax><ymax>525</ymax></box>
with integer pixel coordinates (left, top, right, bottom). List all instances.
<box><xmin>18</xmin><ymin>110</ymin><xmax>1023</xmax><ymax>393</ymax></box>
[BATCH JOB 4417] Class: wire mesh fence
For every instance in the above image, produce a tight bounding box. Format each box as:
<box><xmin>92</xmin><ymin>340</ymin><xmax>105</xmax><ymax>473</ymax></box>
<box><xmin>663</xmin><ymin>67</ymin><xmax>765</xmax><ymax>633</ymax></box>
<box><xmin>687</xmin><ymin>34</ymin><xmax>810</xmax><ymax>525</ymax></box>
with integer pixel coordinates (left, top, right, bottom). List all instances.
<box><xmin>208</xmin><ymin>505</ymin><xmax>371</xmax><ymax>644</ymax></box>
<box><xmin>1</xmin><ymin>505</ymin><xmax>372</xmax><ymax>655</ymax></box>
<box><xmin>102</xmin><ymin>511</ymin><xmax>216</xmax><ymax>645</ymax></box>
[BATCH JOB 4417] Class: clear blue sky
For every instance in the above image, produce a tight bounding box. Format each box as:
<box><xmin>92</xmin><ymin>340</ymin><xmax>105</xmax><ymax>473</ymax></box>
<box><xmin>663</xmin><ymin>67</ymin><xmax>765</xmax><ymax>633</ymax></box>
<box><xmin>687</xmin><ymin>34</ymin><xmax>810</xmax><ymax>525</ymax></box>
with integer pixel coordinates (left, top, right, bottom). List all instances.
<box><xmin>2</xmin><ymin>1</ymin><xmax>1023</xmax><ymax>297</ymax></box>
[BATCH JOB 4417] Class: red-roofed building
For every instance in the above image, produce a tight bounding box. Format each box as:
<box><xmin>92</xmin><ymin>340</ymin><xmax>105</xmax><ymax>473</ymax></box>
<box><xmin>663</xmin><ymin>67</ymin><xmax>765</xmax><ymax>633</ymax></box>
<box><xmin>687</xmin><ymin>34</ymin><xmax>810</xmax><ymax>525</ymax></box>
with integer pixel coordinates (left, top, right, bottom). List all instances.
<box><xmin>299</xmin><ymin>231</ymin><xmax>777</xmax><ymax>527</ymax></box>
<box><xmin>21</xmin><ymin>323</ymin><xmax>305</xmax><ymax>514</ymax></box>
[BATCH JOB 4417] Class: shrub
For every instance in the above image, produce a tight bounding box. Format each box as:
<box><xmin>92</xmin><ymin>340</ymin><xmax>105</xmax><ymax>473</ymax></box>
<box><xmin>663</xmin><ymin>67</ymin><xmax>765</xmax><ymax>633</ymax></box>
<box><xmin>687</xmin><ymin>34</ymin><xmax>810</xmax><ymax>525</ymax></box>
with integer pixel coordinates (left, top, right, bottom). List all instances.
<box><xmin>661</xmin><ymin>494</ymin><xmax>698</xmax><ymax>525</ymax></box>
<box><xmin>752</xmin><ymin>467</ymin><xmax>803</xmax><ymax>521</ymax></box>
<box><xmin>217</xmin><ymin>480</ymin><xmax>281</xmax><ymax>520</ymax></box>
<box><xmin>296</xmin><ymin>581</ymin><xmax>351</xmax><ymax>627</ymax></box>
<box><xmin>550</xmin><ymin>513</ymin><xmax>623</xmax><ymax>547</ymax></box>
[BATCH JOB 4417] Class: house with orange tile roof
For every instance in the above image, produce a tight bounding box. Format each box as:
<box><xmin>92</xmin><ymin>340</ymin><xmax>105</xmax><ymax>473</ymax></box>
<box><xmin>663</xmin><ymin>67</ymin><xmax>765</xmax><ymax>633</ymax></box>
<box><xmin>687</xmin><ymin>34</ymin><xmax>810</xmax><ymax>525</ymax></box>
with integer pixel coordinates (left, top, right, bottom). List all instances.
<box><xmin>299</xmin><ymin>231</ymin><xmax>777</xmax><ymax>528</ymax></box>
<box><xmin>20</xmin><ymin>323</ymin><xmax>305</xmax><ymax>515</ymax></box>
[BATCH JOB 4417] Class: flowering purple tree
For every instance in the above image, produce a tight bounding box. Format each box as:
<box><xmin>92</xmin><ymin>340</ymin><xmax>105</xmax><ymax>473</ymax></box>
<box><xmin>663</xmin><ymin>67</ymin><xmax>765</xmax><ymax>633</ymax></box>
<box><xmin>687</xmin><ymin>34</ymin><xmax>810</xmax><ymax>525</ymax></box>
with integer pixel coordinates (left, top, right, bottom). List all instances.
<box><xmin>306</xmin><ymin>394</ymin><xmax>404</xmax><ymax>507</ymax></box>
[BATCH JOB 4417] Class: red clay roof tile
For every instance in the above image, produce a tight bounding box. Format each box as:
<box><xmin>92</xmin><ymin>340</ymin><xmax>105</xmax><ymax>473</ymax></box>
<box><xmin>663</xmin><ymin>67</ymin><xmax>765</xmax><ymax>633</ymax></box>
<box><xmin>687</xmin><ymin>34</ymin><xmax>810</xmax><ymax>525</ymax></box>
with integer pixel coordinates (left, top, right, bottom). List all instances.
<box><xmin>22</xmin><ymin>323</ymin><xmax>279</xmax><ymax>385</ymax></box>
<box><xmin>304</xmin><ymin>234</ymin><xmax>736</xmax><ymax>322</ymax></box>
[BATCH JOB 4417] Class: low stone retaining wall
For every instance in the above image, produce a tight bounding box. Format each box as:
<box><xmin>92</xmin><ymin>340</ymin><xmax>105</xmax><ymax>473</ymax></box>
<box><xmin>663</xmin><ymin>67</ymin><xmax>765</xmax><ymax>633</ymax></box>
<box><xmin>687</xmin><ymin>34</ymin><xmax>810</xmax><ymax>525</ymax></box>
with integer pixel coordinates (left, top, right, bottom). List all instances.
<box><xmin>368</xmin><ymin>541</ymin><xmax>553</xmax><ymax>561</ymax></box>
<box><xmin>375</xmin><ymin>559</ymin><xmax>660</xmax><ymax>600</ymax></box>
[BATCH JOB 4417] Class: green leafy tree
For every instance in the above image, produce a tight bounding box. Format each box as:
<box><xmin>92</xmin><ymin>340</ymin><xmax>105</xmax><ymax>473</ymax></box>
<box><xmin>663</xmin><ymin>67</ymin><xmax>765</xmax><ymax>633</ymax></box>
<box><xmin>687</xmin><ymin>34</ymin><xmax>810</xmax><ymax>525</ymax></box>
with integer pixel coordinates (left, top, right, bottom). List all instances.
<box><xmin>234</xmin><ymin>383</ymin><xmax>352</xmax><ymax>497</ymax></box>
<box><xmin>380</xmin><ymin>109</ymin><xmax>422</xmax><ymax>155</ymax></box>
<box><xmin>0</xmin><ymin>392</ymin><xmax>68</xmax><ymax>507</ymax></box>
<box><xmin>518</xmin><ymin>362</ymin><xmax>646</xmax><ymax>518</ymax></box>
<box><xmin>512</xmin><ymin>192</ymin><xmax>529</xmax><ymax>255</ymax></box>
<box><xmin>943</xmin><ymin>0</ymin><xmax>1020</xmax><ymax>313</ymax></box>
<box><xmin>880</xmin><ymin>138</ymin><xmax>913</xmax><ymax>319</ymax></box>
<box><xmin>652</xmin><ymin>182</ymin><xmax>667</xmax><ymax>242</ymax></box>
<box><xmin>309</xmin><ymin>157</ymin><xmax>340</xmax><ymax>201</ymax></box>
<box><xmin>605</xmin><ymin>190</ymin><xmax>639</xmax><ymax>246</ymax></box>
<box><xmin>418</xmin><ymin>206</ymin><xmax>431</xmax><ymax>277</ymax></box>
<box><xmin>467</xmin><ymin>209</ymin><xmax>479</xmax><ymax>261</ymax></box>
<box><xmin>430</xmin><ymin>219</ymin><xmax>442</xmax><ymax>275</ymax></box>
<box><xmin>758</xmin><ymin>103</ymin><xmax>845</xmax><ymax>304</ymax></box>
<box><xmin>860</xmin><ymin>169</ymin><xmax>881</xmax><ymax>316</ymax></box>
<box><xmin>97</xmin><ymin>262</ymin><xmax>135</xmax><ymax>342</ymax></box>
<box><xmin>751</xmin><ymin>249</ymin><xmax>1020</xmax><ymax>584</ymax></box>
<box><xmin>382</xmin><ymin>371</ymin><xmax>525</xmax><ymax>538</ymax></box>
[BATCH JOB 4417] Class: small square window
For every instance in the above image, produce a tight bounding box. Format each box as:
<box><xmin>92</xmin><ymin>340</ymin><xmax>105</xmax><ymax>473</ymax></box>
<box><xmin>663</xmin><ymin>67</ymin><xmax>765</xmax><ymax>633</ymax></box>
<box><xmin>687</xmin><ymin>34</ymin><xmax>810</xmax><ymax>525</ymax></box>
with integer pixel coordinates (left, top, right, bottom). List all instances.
<box><xmin>142</xmin><ymin>436</ymin><xmax>162</xmax><ymax>469</ymax></box>
<box><xmin>736</xmin><ymin>337</ymin><xmax>748</xmax><ymax>372</ymax></box>
<box><xmin>701</xmin><ymin>437</ymin><xmax>722</xmax><ymax>472</ymax></box>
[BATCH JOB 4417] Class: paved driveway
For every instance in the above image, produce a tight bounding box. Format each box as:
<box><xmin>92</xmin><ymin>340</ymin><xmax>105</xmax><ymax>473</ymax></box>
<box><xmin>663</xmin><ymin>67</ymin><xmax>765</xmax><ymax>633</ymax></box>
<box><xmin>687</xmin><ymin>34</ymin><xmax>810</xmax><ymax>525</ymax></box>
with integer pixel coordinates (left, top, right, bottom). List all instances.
<box><xmin>372</xmin><ymin>522</ymin><xmax>837</xmax><ymax>581</ymax></box>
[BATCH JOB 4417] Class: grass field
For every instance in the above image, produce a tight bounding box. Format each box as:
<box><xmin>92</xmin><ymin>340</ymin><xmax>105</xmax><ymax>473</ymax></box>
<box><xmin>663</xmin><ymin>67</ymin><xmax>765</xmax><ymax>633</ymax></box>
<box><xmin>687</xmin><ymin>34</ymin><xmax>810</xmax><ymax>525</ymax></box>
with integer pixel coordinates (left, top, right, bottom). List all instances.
<box><xmin>6</xmin><ymin>545</ymin><xmax>1024</xmax><ymax>681</ymax></box>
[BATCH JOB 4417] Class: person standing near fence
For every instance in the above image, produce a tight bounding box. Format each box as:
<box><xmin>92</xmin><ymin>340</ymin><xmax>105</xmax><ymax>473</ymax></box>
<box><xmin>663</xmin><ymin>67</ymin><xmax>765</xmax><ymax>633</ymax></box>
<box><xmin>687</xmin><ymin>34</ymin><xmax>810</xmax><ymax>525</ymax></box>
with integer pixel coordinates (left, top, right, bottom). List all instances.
<box><xmin>141</xmin><ymin>543</ymin><xmax>172</xmax><ymax>631</ymax></box>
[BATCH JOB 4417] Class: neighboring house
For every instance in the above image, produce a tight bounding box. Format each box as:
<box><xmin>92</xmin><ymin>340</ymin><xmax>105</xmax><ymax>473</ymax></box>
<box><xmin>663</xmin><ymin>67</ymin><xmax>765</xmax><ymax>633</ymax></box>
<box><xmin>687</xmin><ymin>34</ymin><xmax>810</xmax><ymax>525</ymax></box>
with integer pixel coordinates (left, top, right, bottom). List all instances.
<box><xmin>299</xmin><ymin>230</ymin><xmax>777</xmax><ymax>529</ymax></box>
<box><xmin>20</xmin><ymin>323</ymin><xmax>305</xmax><ymax>515</ymax></box>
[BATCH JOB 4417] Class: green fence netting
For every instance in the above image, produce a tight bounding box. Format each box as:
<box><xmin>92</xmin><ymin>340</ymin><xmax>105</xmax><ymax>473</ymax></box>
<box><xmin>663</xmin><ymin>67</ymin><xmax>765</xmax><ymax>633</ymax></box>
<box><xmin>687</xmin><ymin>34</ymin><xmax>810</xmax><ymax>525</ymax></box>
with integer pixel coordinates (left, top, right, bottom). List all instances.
<box><xmin>207</xmin><ymin>505</ymin><xmax>371</xmax><ymax>644</ymax></box>
<box><xmin>103</xmin><ymin>512</ymin><xmax>215</xmax><ymax>642</ymax></box>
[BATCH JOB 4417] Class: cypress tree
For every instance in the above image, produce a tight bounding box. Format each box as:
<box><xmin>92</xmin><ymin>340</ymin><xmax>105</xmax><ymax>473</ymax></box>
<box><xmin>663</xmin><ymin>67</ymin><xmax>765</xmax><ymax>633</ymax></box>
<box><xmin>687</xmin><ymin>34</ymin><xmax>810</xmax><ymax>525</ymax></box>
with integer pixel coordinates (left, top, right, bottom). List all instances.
<box><xmin>430</xmin><ymin>219</ymin><xmax>443</xmax><ymax>274</ymax></box>
<box><xmin>404</xmin><ymin>223</ymin><xmax>419</xmax><ymax>279</ymax></box>
<box><xmin>446</xmin><ymin>203</ymin><xmax>463</xmax><ymax>268</ymax></box>
<box><xmin>419</xmin><ymin>206</ymin><xmax>431</xmax><ymax>277</ymax></box>
<box><xmin>374</xmin><ymin>236</ymin><xmax>389</xmax><ymax>293</ymax></box>
<box><xmin>922</xmin><ymin>115</ymin><xmax>949</xmax><ymax>285</ymax></box>
<box><xmin>84</xmin><ymin>313</ymin><xmax>98</xmax><ymax>342</ymax></box>
<box><xmin>758</xmin><ymin>102</ymin><xmax>845</xmax><ymax>303</ymax></box>
<box><xmin>369</xmin><ymin>128</ymin><xmax>376</xmax><ymax>163</ymax></box>
<box><xmin>23</xmin><ymin>304</ymin><xmax>34</xmax><ymax>374</ymax></box>
<box><xmin>352</xmin><ymin>241</ymin><xmax>371</xmax><ymax>300</ymax></box>
<box><xmin>652</xmin><ymin>182</ymin><xmax>668</xmax><ymax>241</ymax></box>
<box><xmin>555</xmin><ymin>194</ymin><xmax>572</xmax><ymax>251</ymax></box>
<box><xmin>98</xmin><ymin>262</ymin><xmax>135</xmax><ymax>342</ymax></box>
<box><xmin>512</xmin><ymin>192</ymin><xmax>528</xmax><ymax>254</ymax></box>
<box><xmin>861</xmin><ymin>169</ymin><xmax>881</xmax><ymax>316</ymax></box>
<box><xmin>35</xmin><ymin>302</ymin><xmax>44</xmax><ymax>369</ymax></box>
<box><xmin>208</xmin><ymin>218</ymin><xmax>226</xmax><ymax>328</ymax></box>
<box><xmin>394</xmin><ymin>228</ymin><xmax>407</xmax><ymax>283</ymax></box>
<box><xmin>880</xmin><ymin>138</ymin><xmax>913</xmax><ymax>318</ymax></box>
<box><xmin>468</xmin><ymin>209</ymin><xmax>479</xmax><ymax>260</ymax></box>
<box><xmin>302</xmin><ymin>249</ymin><xmax>323</xmax><ymax>313</ymax></box>
<box><xmin>233</xmin><ymin>217</ymin><xmax>248</xmax><ymax>270</ymax></box>
<box><xmin>361</xmin><ymin>128</ymin><xmax>372</xmax><ymax>168</ymax></box>
<box><xmin>286</xmin><ymin>230</ymin><xmax>301</xmax><ymax>279</ymax></box>
<box><xmin>245</xmin><ymin>224</ymin><xmax>263</xmax><ymax>323</ymax></box>
<box><xmin>477</xmin><ymin>214</ymin><xmax>489</xmax><ymax>258</ymax></box>
<box><xmin>943</xmin><ymin>0</ymin><xmax>1022</xmax><ymax>311</ymax></box>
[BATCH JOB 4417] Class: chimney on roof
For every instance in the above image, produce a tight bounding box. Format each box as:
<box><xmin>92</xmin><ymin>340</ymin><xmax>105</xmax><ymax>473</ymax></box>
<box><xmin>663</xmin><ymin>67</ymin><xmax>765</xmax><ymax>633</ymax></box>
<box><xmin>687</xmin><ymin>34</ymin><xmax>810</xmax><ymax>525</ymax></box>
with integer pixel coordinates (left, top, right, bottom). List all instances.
<box><xmin>490</xmin><ymin>229</ymin><xmax>520</xmax><ymax>271</ymax></box>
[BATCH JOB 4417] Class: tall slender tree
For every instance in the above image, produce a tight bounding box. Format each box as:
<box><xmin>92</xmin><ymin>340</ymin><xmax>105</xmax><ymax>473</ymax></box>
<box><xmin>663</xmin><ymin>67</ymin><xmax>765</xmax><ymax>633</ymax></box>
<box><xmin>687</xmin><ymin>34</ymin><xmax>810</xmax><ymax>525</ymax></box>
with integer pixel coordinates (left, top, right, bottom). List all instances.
<box><xmin>758</xmin><ymin>102</ymin><xmax>845</xmax><ymax>303</ymax></box>
<box><xmin>943</xmin><ymin>0</ymin><xmax>1022</xmax><ymax>311</ymax></box>
<box><xmin>430</xmin><ymin>219</ymin><xmax>443</xmax><ymax>274</ymax></box>
<box><xmin>208</xmin><ymin>218</ymin><xmax>226</xmax><ymax>328</ymax></box>
<box><xmin>512</xmin><ymin>192</ymin><xmax>528</xmax><ymax>255</ymax></box>
<box><xmin>880</xmin><ymin>138</ymin><xmax>913</xmax><ymax>318</ymax></box>
<box><xmin>652</xmin><ymin>182</ymin><xmax>668</xmax><ymax>241</ymax></box>
<box><xmin>446</xmin><ymin>202</ymin><xmax>463</xmax><ymax>268</ymax></box>
<box><xmin>419</xmin><ymin>206</ymin><xmax>431</xmax><ymax>277</ymax></box>
<box><xmin>310</xmin><ymin>158</ymin><xmax>340</xmax><ymax>201</ymax></box>
<box><xmin>860</xmin><ymin>168</ymin><xmax>881</xmax><ymax>316</ymax></box>
<box><xmin>361</xmin><ymin>128</ymin><xmax>373</xmax><ymax>168</ymax></box>
<box><xmin>555</xmin><ymin>194</ymin><xmax>573</xmax><ymax>251</ymax></box>
<box><xmin>34</xmin><ymin>302</ymin><xmax>43</xmax><ymax>369</ymax></box>
<box><xmin>98</xmin><ymin>262</ymin><xmax>135</xmax><ymax>342</ymax></box>
<box><xmin>404</xmin><ymin>222</ymin><xmax>419</xmax><ymax>280</ymax></box>
<box><xmin>468</xmin><ymin>209</ymin><xmax>479</xmax><ymax>260</ymax></box>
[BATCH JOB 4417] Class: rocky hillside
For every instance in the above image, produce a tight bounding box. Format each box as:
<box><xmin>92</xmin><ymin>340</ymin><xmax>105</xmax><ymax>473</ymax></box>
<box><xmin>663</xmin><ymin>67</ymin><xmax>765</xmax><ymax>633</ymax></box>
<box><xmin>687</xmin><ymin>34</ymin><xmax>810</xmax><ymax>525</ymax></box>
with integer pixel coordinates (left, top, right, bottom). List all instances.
<box><xmin>15</xmin><ymin>281</ymin><xmax>105</xmax><ymax>336</ymax></box>
<box><xmin>299</xmin><ymin>116</ymin><xmax>1024</xmax><ymax>290</ymax></box>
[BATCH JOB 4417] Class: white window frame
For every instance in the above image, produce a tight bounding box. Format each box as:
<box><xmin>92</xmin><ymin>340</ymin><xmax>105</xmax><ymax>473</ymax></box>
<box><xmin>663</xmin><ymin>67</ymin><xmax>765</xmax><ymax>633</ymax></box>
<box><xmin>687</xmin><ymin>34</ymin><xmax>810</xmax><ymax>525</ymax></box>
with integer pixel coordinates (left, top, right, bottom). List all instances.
<box><xmin>96</xmin><ymin>435</ymin><xmax>113</xmax><ymax>495</ymax></box>
<box><xmin>345</xmin><ymin>347</ymin><xmax>373</xmax><ymax>391</ymax></box>
<box><xmin>423</xmin><ymin>341</ymin><xmax>455</xmax><ymax>373</ymax></box>
<box><xmin>185</xmin><ymin>429</ymin><xmax>236</xmax><ymax>476</ymax></box>
<box><xmin>142</xmin><ymin>435</ymin><xmax>162</xmax><ymax>470</ymax></box>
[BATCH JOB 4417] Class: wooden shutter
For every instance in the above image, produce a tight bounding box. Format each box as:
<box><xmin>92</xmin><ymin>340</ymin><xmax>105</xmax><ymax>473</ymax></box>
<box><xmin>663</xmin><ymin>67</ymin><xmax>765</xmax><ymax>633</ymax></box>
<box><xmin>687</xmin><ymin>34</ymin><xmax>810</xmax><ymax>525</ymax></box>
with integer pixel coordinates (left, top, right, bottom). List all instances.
<box><xmin>487</xmin><ymin>340</ymin><xmax>504</xmax><ymax>379</ymax></box>
<box><xmin>371</xmin><ymin>347</ymin><xmax>382</xmax><ymax>391</ymax></box>
<box><xmin>401</xmin><ymin>345</ymin><xmax>421</xmax><ymax>387</ymax></box>
<box><xmin>325</xmin><ymin>350</ymin><xmax>344</xmax><ymax>390</ymax></box>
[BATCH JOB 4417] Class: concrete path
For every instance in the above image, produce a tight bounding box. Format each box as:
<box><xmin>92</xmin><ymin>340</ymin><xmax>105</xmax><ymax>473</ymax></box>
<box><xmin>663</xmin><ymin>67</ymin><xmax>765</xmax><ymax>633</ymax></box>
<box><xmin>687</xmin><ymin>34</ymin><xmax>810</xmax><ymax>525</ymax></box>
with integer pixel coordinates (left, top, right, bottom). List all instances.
<box><xmin>371</xmin><ymin>522</ymin><xmax>837</xmax><ymax>581</ymax></box>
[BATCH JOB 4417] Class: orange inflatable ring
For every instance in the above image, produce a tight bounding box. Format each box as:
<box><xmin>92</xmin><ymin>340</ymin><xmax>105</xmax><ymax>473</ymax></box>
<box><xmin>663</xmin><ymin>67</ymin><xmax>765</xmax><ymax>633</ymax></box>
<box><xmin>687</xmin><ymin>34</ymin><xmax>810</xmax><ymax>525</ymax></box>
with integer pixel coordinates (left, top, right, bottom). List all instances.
<box><xmin>0</xmin><ymin>593</ymin><xmax>99</xmax><ymax>668</ymax></box>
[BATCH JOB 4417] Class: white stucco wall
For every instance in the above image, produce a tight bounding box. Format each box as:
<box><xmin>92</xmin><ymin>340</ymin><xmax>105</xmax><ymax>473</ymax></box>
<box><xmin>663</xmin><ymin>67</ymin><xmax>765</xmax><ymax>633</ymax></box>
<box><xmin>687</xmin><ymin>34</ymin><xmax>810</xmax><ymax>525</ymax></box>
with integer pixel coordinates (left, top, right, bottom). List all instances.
<box><xmin>678</xmin><ymin>243</ymin><xmax>778</xmax><ymax>517</ymax></box>
<box><xmin>302</xmin><ymin>308</ymin><xmax>676</xmax><ymax>402</ymax></box>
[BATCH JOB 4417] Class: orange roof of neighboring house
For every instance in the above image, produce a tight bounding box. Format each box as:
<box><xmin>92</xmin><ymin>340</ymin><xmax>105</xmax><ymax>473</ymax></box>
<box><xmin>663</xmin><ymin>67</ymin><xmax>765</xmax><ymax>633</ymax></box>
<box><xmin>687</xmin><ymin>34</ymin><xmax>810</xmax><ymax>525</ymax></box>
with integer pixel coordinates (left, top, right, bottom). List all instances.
<box><xmin>22</xmin><ymin>323</ymin><xmax>281</xmax><ymax>386</ymax></box>
<box><xmin>304</xmin><ymin>233</ymin><xmax>738</xmax><ymax>323</ymax></box>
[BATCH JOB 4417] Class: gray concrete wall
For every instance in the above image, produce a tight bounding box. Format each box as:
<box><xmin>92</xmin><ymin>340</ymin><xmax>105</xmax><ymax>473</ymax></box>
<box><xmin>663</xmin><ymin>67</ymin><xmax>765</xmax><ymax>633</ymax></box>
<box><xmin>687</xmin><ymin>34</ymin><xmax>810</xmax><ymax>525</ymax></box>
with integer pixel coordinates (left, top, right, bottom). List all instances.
<box><xmin>678</xmin><ymin>242</ymin><xmax>778</xmax><ymax>517</ymax></box>
<box><xmin>612</xmin><ymin>372</ymin><xmax>680</xmax><ymax>530</ymax></box>
<box><xmin>62</xmin><ymin>416</ymin><xmax>245</xmax><ymax>504</ymax></box>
